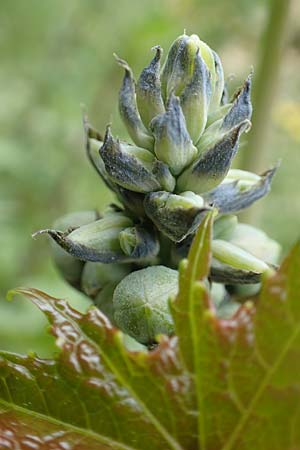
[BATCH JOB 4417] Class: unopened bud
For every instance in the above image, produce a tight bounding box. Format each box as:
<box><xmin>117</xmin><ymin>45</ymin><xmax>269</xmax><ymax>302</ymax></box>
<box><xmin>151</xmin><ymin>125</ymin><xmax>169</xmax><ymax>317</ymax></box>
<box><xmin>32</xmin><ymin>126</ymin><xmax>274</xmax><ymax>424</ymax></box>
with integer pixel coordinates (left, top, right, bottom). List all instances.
<box><xmin>212</xmin><ymin>239</ymin><xmax>270</xmax><ymax>273</ymax></box>
<box><xmin>34</xmin><ymin>212</ymin><xmax>133</xmax><ymax>263</ymax></box>
<box><xmin>150</xmin><ymin>94</ymin><xmax>197</xmax><ymax>175</ymax></box>
<box><xmin>119</xmin><ymin>225</ymin><xmax>160</xmax><ymax>260</ymax></box>
<box><xmin>204</xmin><ymin>165</ymin><xmax>278</xmax><ymax>213</ymax></box>
<box><xmin>100</xmin><ymin>126</ymin><xmax>175</xmax><ymax>193</ymax></box>
<box><xmin>115</xmin><ymin>54</ymin><xmax>154</xmax><ymax>151</ymax></box>
<box><xmin>213</xmin><ymin>214</ymin><xmax>238</xmax><ymax>240</ymax></box>
<box><xmin>81</xmin><ymin>261</ymin><xmax>130</xmax><ymax>298</ymax></box>
<box><xmin>136</xmin><ymin>46</ymin><xmax>165</xmax><ymax>127</ymax></box>
<box><xmin>177</xmin><ymin>120</ymin><xmax>249</xmax><ymax>194</ymax></box>
<box><xmin>49</xmin><ymin>210</ymin><xmax>99</xmax><ymax>288</ymax></box>
<box><xmin>113</xmin><ymin>266</ymin><xmax>177</xmax><ymax>344</ymax></box>
<box><xmin>144</xmin><ymin>191</ymin><xmax>210</xmax><ymax>242</ymax></box>
<box><xmin>180</xmin><ymin>50</ymin><xmax>212</xmax><ymax>143</ymax></box>
<box><xmin>229</xmin><ymin>223</ymin><xmax>281</xmax><ymax>265</ymax></box>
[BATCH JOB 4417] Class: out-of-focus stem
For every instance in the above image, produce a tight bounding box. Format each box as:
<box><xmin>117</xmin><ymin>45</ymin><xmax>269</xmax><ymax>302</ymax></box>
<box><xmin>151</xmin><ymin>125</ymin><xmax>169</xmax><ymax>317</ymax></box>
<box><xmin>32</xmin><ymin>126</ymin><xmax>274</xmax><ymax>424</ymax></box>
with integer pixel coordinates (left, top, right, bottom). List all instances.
<box><xmin>240</xmin><ymin>0</ymin><xmax>291</xmax><ymax>223</ymax></box>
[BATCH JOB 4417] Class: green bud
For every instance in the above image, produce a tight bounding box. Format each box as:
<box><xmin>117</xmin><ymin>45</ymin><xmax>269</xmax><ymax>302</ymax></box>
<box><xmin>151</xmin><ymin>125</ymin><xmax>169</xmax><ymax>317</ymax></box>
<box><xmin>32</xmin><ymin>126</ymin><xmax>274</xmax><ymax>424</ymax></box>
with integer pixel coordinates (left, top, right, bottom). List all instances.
<box><xmin>115</xmin><ymin>54</ymin><xmax>154</xmax><ymax>151</ymax></box>
<box><xmin>118</xmin><ymin>225</ymin><xmax>160</xmax><ymax>260</ymax></box>
<box><xmin>49</xmin><ymin>210</ymin><xmax>99</xmax><ymax>288</ymax></box>
<box><xmin>144</xmin><ymin>190</ymin><xmax>211</xmax><ymax>242</ymax></box>
<box><xmin>113</xmin><ymin>266</ymin><xmax>177</xmax><ymax>344</ymax></box>
<box><xmin>136</xmin><ymin>46</ymin><xmax>165</xmax><ymax>127</ymax></box>
<box><xmin>150</xmin><ymin>94</ymin><xmax>197</xmax><ymax>175</ymax></box>
<box><xmin>176</xmin><ymin>120</ymin><xmax>249</xmax><ymax>194</ymax></box>
<box><xmin>81</xmin><ymin>261</ymin><xmax>131</xmax><ymax>298</ymax></box>
<box><xmin>213</xmin><ymin>214</ymin><xmax>238</xmax><ymax>240</ymax></box>
<box><xmin>229</xmin><ymin>223</ymin><xmax>281</xmax><ymax>265</ymax></box>
<box><xmin>100</xmin><ymin>126</ymin><xmax>175</xmax><ymax>193</ymax></box>
<box><xmin>180</xmin><ymin>50</ymin><xmax>212</xmax><ymax>143</ymax></box>
<box><xmin>212</xmin><ymin>239</ymin><xmax>270</xmax><ymax>273</ymax></box>
<box><xmin>161</xmin><ymin>34</ymin><xmax>215</xmax><ymax>102</ymax></box>
<box><xmin>119</xmin><ymin>227</ymin><xmax>136</xmax><ymax>255</ymax></box>
<box><xmin>161</xmin><ymin>34</ymin><xmax>199</xmax><ymax>99</ymax></box>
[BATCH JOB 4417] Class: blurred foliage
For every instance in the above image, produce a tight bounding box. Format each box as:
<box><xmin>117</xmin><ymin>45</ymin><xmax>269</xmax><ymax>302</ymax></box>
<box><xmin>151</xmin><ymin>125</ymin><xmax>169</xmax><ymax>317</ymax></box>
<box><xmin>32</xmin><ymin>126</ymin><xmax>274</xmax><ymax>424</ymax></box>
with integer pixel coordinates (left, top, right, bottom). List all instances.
<box><xmin>0</xmin><ymin>0</ymin><xmax>299</xmax><ymax>355</ymax></box>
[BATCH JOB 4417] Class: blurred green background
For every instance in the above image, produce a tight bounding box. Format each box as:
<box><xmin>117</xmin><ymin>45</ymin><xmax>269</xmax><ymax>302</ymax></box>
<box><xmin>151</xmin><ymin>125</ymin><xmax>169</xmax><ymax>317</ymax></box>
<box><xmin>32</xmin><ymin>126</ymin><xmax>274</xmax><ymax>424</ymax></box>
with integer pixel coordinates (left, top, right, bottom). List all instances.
<box><xmin>0</xmin><ymin>0</ymin><xmax>299</xmax><ymax>355</ymax></box>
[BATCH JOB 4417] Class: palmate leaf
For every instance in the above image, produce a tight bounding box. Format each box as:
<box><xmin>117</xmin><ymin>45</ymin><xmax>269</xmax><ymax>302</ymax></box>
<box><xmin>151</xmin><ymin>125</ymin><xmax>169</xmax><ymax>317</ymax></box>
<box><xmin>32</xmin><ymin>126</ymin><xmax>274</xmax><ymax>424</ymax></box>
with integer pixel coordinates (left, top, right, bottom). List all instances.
<box><xmin>1</xmin><ymin>215</ymin><xmax>300</xmax><ymax>449</ymax></box>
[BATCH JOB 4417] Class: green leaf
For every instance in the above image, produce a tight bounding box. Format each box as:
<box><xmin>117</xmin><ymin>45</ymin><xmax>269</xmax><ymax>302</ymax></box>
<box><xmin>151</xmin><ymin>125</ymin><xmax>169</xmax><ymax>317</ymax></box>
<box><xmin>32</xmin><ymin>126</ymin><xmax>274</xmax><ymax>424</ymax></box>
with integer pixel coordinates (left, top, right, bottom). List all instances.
<box><xmin>1</xmin><ymin>229</ymin><xmax>300</xmax><ymax>449</ymax></box>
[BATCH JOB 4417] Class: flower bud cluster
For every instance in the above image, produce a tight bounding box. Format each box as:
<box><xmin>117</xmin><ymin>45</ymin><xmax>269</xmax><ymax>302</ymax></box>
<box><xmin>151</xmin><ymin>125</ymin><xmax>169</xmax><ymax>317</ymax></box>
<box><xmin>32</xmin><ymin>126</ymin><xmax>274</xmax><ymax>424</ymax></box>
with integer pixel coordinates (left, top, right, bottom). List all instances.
<box><xmin>36</xmin><ymin>33</ymin><xmax>281</xmax><ymax>346</ymax></box>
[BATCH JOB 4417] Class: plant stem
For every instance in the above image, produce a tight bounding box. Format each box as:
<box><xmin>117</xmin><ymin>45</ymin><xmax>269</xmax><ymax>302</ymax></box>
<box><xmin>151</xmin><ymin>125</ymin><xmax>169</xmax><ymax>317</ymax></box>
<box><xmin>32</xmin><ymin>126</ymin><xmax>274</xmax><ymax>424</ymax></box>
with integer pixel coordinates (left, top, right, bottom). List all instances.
<box><xmin>239</xmin><ymin>0</ymin><xmax>291</xmax><ymax>223</ymax></box>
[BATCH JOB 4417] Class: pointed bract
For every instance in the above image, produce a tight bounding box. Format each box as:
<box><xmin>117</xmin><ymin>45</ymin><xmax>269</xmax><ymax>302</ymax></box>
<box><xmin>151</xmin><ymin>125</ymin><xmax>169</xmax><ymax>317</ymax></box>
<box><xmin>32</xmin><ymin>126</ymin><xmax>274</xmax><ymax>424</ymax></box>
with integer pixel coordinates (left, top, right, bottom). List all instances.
<box><xmin>204</xmin><ymin>165</ymin><xmax>278</xmax><ymax>213</ymax></box>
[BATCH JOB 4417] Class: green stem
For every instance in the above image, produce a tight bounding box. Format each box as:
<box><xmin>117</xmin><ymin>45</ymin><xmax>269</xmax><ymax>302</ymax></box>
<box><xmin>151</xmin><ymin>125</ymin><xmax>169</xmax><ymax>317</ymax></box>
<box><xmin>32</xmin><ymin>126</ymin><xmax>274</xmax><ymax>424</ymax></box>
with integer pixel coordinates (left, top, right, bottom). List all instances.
<box><xmin>239</xmin><ymin>0</ymin><xmax>291</xmax><ymax>223</ymax></box>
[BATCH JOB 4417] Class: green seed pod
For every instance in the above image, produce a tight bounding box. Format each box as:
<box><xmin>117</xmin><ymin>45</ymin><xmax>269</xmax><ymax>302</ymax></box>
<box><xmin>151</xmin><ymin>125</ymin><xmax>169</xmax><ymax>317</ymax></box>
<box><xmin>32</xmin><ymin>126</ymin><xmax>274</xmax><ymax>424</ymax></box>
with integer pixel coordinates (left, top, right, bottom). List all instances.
<box><xmin>49</xmin><ymin>210</ymin><xmax>99</xmax><ymax>288</ymax></box>
<box><xmin>100</xmin><ymin>126</ymin><xmax>175</xmax><ymax>193</ymax></box>
<box><xmin>81</xmin><ymin>261</ymin><xmax>131</xmax><ymax>298</ymax></box>
<box><xmin>212</xmin><ymin>239</ymin><xmax>270</xmax><ymax>273</ymax></box>
<box><xmin>176</xmin><ymin>120</ymin><xmax>249</xmax><ymax>194</ymax></box>
<box><xmin>150</xmin><ymin>94</ymin><xmax>197</xmax><ymax>175</ymax></box>
<box><xmin>136</xmin><ymin>46</ymin><xmax>165</xmax><ymax>127</ymax></box>
<box><xmin>115</xmin><ymin>54</ymin><xmax>154</xmax><ymax>151</ymax></box>
<box><xmin>180</xmin><ymin>50</ymin><xmax>212</xmax><ymax>143</ymax></box>
<box><xmin>113</xmin><ymin>266</ymin><xmax>178</xmax><ymax>344</ymax></box>
<box><xmin>213</xmin><ymin>214</ymin><xmax>238</xmax><ymax>240</ymax></box>
<box><xmin>144</xmin><ymin>190</ymin><xmax>211</xmax><ymax>242</ymax></box>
